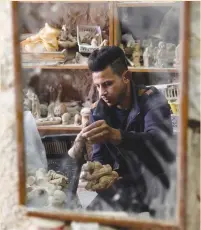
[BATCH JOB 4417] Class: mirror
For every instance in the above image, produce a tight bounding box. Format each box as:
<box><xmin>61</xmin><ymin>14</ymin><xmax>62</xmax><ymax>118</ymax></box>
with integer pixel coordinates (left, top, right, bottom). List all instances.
<box><xmin>13</xmin><ymin>1</ymin><xmax>189</xmax><ymax>227</ymax></box>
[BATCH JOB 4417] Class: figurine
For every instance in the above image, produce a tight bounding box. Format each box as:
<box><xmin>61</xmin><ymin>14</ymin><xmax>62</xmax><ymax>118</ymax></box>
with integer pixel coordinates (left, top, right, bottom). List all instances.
<box><xmin>166</xmin><ymin>43</ymin><xmax>176</xmax><ymax>67</ymax></box>
<box><xmin>80</xmin><ymin>107</ymin><xmax>91</xmax><ymax>127</ymax></box>
<box><xmin>155</xmin><ymin>41</ymin><xmax>168</xmax><ymax>68</ymax></box>
<box><xmin>132</xmin><ymin>43</ymin><xmax>142</xmax><ymax>67</ymax></box>
<box><xmin>143</xmin><ymin>42</ymin><xmax>154</xmax><ymax>67</ymax></box>
<box><xmin>61</xmin><ymin>113</ymin><xmax>71</xmax><ymax>125</ymax></box>
<box><xmin>26</xmin><ymin>89</ymin><xmax>41</xmax><ymax>119</ymax></box>
<box><xmin>54</xmin><ymin>84</ymin><xmax>67</xmax><ymax>117</ymax></box>
<box><xmin>173</xmin><ymin>44</ymin><xmax>180</xmax><ymax>68</ymax></box>
<box><xmin>74</xmin><ymin>113</ymin><xmax>82</xmax><ymax>126</ymax></box>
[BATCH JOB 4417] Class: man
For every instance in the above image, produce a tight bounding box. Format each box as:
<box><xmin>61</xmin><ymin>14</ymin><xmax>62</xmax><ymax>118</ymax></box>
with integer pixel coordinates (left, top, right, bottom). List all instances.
<box><xmin>80</xmin><ymin>46</ymin><xmax>175</xmax><ymax>213</ymax></box>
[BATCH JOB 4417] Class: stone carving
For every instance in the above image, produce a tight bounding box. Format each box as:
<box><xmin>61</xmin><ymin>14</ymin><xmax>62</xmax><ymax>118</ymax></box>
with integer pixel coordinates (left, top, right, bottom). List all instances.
<box><xmin>80</xmin><ymin>161</ymin><xmax>119</xmax><ymax>191</ymax></box>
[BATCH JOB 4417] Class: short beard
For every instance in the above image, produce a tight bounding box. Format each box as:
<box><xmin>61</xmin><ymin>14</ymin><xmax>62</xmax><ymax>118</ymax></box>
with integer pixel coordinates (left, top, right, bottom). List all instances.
<box><xmin>116</xmin><ymin>84</ymin><xmax>128</xmax><ymax>107</ymax></box>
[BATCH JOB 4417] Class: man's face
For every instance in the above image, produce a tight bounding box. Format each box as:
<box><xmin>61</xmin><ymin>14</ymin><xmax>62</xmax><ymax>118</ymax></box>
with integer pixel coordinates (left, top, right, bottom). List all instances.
<box><xmin>92</xmin><ymin>66</ymin><xmax>127</xmax><ymax>107</ymax></box>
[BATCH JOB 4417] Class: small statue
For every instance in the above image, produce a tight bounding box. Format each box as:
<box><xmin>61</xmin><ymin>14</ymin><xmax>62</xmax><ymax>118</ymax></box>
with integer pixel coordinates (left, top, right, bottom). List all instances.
<box><xmin>53</xmin><ymin>84</ymin><xmax>67</xmax><ymax>117</ymax></box>
<box><xmin>26</xmin><ymin>89</ymin><xmax>41</xmax><ymax>119</ymax></box>
<box><xmin>132</xmin><ymin>43</ymin><xmax>142</xmax><ymax>67</ymax></box>
<box><xmin>155</xmin><ymin>41</ymin><xmax>168</xmax><ymax>68</ymax></box>
<box><xmin>74</xmin><ymin>113</ymin><xmax>82</xmax><ymax>126</ymax></box>
<box><xmin>173</xmin><ymin>44</ymin><xmax>180</xmax><ymax>68</ymax></box>
<box><xmin>80</xmin><ymin>107</ymin><xmax>91</xmax><ymax>127</ymax></box>
<box><xmin>143</xmin><ymin>42</ymin><xmax>154</xmax><ymax>67</ymax></box>
<box><xmin>91</xmin><ymin>38</ymin><xmax>98</xmax><ymax>47</ymax></box>
<box><xmin>40</xmin><ymin>104</ymin><xmax>48</xmax><ymax>117</ymax></box>
<box><xmin>62</xmin><ymin>113</ymin><xmax>71</xmax><ymax>125</ymax></box>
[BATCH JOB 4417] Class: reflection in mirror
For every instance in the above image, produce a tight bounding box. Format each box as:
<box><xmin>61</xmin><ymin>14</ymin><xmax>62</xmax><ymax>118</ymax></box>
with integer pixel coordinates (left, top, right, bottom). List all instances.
<box><xmin>18</xmin><ymin>1</ymin><xmax>182</xmax><ymax>221</ymax></box>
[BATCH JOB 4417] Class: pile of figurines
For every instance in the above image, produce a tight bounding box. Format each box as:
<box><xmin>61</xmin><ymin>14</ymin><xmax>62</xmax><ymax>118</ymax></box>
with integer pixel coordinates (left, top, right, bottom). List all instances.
<box><xmin>27</xmin><ymin>168</ymin><xmax>69</xmax><ymax>208</ymax></box>
<box><xmin>20</xmin><ymin>23</ymin><xmax>108</xmax><ymax>65</ymax></box>
<box><xmin>120</xmin><ymin>33</ymin><xmax>180</xmax><ymax>68</ymax></box>
<box><xmin>23</xmin><ymin>85</ymin><xmax>91</xmax><ymax>127</ymax></box>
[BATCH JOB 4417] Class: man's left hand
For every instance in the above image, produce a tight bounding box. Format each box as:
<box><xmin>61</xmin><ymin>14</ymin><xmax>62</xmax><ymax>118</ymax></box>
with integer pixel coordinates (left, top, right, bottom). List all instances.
<box><xmin>81</xmin><ymin>120</ymin><xmax>121</xmax><ymax>145</ymax></box>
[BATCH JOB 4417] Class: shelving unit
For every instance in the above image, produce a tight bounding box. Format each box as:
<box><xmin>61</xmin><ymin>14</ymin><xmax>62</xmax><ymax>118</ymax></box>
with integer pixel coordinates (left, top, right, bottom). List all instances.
<box><xmin>38</xmin><ymin>126</ymin><xmax>82</xmax><ymax>136</ymax></box>
<box><xmin>20</xmin><ymin>1</ymin><xmax>180</xmax><ymax>135</ymax></box>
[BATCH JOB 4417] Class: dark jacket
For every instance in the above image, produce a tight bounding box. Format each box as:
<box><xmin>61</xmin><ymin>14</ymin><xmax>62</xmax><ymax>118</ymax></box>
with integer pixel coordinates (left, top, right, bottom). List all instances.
<box><xmin>90</xmin><ymin>81</ymin><xmax>175</xmax><ymax>201</ymax></box>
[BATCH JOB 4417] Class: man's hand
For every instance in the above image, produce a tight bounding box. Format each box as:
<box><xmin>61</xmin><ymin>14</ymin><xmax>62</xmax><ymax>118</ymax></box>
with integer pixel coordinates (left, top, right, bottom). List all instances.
<box><xmin>81</xmin><ymin>120</ymin><xmax>121</xmax><ymax>145</ymax></box>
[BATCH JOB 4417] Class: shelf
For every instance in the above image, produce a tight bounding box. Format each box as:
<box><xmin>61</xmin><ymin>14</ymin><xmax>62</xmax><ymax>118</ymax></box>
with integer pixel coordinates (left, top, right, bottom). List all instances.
<box><xmin>22</xmin><ymin>64</ymin><xmax>89</xmax><ymax>70</ymax></box>
<box><xmin>128</xmin><ymin>67</ymin><xmax>178</xmax><ymax>73</ymax></box>
<box><xmin>117</xmin><ymin>1</ymin><xmax>177</xmax><ymax>7</ymax></box>
<box><xmin>23</xmin><ymin>65</ymin><xmax>178</xmax><ymax>73</ymax></box>
<box><xmin>38</xmin><ymin>125</ymin><xmax>81</xmax><ymax>136</ymax></box>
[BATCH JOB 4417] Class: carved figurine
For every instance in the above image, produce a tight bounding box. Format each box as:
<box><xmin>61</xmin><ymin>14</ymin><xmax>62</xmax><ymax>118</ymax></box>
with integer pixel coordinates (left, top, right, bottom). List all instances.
<box><xmin>26</xmin><ymin>89</ymin><xmax>41</xmax><ymax>119</ymax></box>
<box><xmin>132</xmin><ymin>43</ymin><xmax>142</xmax><ymax>67</ymax></box>
<box><xmin>54</xmin><ymin>84</ymin><xmax>67</xmax><ymax>117</ymax></box>
<box><xmin>173</xmin><ymin>44</ymin><xmax>180</xmax><ymax>68</ymax></box>
<box><xmin>143</xmin><ymin>42</ymin><xmax>154</xmax><ymax>67</ymax></box>
<box><xmin>80</xmin><ymin>107</ymin><xmax>91</xmax><ymax>127</ymax></box>
<box><xmin>74</xmin><ymin>113</ymin><xmax>82</xmax><ymax>126</ymax></box>
<box><xmin>62</xmin><ymin>112</ymin><xmax>71</xmax><ymax>125</ymax></box>
<box><xmin>155</xmin><ymin>41</ymin><xmax>168</xmax><ymax>68</ymax></box>
<box><xmin>40</xmin><ymin>104</ymin><xmax>48</xmax><ymax>117</ymax></box>
<box><xmin>80</xmin><ymin>161</ymin><xmax>119</xmax><ymax>191</ymax></box>
<box><xmin>166</xmin><ymin>43</ymin><xmax>176</xmax><ymax>66</ymax></box>
<box><xmin>91</xmin><ymin>38</ymin><xmax>98</xmax><ymax>47</ymax></box>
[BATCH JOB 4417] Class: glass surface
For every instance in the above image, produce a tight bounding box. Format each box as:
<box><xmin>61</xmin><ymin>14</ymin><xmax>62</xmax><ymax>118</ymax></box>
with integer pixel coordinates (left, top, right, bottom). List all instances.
<box><xmin>19</xmin><ymin>1</ymin><xmax>182</xmax><ymax>221</ymax></box>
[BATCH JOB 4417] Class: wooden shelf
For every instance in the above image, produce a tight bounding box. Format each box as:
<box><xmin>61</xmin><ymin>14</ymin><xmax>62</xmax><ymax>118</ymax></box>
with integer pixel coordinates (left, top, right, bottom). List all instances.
<box><xmin>38</xmin><ymin>125</ymin><xmax>81</xmax><ymax>136</ymax></box>
<box><xmin>23</xmin><ymin>65</ymin><xmax>178</xmax><ymax>73</ymax></box>
<box><xmin>128</xmin><ymin>67</ymin><xmax>178</xmax><ymax>73</ymax></box>
<box><xmin>22</xmin><ymin>64</ymin><xmax>89</xmax><ymax>70</ymax></box>
<box><xmin>117</xmin><ymin>1</ymin><xmax>177</xmax><ymax>8</ymax></box>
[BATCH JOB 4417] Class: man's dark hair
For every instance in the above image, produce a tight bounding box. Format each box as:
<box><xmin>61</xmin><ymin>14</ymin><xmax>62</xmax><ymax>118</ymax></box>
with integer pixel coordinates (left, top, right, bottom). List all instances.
<box><xmin>88</xmin><ymin>46</ymin><xmax>128</xmax><ymax>77</ymax></box>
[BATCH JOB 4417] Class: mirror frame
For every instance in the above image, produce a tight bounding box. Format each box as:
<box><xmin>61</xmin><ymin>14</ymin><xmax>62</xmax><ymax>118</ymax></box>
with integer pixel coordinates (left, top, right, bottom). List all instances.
<box><xmin>12</xmin><ymin>1</ymin><xmax>190</xmax><ymax>229</ymax></box>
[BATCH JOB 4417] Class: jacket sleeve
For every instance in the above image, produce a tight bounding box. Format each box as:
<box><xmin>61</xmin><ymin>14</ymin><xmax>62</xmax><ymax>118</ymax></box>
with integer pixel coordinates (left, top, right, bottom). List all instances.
<box><xmin>88</xmin><ymin>111</ymin><xmax>105</xmax><ymax>164</ymax></box>
<box><xmin>116</xmin><ymin>93</ymin><xmax>175</xmax><ymax>188</ymax></box>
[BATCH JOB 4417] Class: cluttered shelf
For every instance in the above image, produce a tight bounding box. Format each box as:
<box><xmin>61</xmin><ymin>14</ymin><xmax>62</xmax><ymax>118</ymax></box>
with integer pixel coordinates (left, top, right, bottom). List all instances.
<box><xmin>22</xmin><ymin>64</ymin><xmax>89</xmax><ymax>70</ymax></box>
